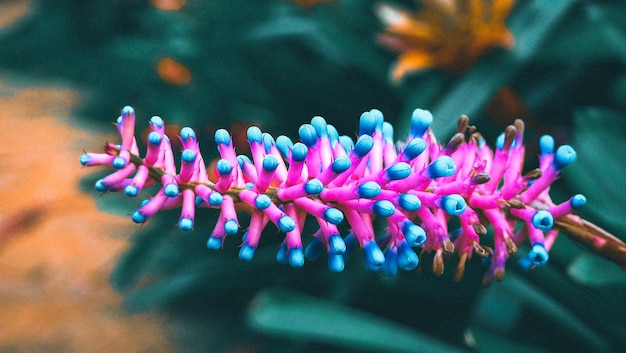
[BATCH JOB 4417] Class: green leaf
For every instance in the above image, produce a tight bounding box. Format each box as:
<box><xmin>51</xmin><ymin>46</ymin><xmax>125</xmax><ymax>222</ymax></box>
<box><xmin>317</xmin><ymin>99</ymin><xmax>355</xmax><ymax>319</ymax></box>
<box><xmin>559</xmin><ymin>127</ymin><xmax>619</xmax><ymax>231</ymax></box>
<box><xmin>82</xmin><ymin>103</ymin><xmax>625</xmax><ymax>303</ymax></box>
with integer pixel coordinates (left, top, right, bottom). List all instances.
<box><xmin>566</xmin><ymin>106</ymin><xmax>626</xmax><ymax>234</ymax></box>
<box><xmin>248</xmin><ymin>288</ymin><xmax>469</xmax><ymax>353</ymax></box>
<box><xmin>567</xmin><ymin>253</ymin><xmax>626</xmax><ymax>287</ymax></box>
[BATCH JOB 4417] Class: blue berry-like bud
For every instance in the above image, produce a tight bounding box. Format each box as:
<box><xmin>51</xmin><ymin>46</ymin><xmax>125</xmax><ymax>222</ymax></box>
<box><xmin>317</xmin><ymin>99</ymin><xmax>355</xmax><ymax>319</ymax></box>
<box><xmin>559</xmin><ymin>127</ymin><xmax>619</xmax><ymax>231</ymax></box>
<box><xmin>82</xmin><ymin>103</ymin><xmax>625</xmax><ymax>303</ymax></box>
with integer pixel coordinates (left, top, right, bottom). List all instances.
<box><xmin>276</xmin><ymin>244</ymin><xmax>288</xmax><ymax>264</ymax></box>
<box><xmin>299</xmin><ymin>124</ymin><xmax>318</xmax><ymax>147</ymax></box>
<box><xmin>180</xmin><ymin>127</ymin><xmax>195</xmax><ymax>141</ymax></box>
<box><xmin>328</xmin><ymin>124</ymin><xmax>339</xmax><ymax>146</ymax></box>
<box><xmin>403</xmin><ymin>221</ymin><xmax>426</xmax><ymax>246</ymax></box>
<box><xmin>398</xmin><ymin>194</ymin><xmax>421</xmax><ymax>212</ymax></box>
<box><xmin>358</xmin><ymin>181</ymin><xmax>382</xmax><ymax>198</ymax></box>
<box><xmin>410</xmin><ymin>109</ymin><xmax>433</xmax><ymax>137</ymax></box>
<box><xmin>353</xmin><ymin>135</ymin><xmax>374</xmax><ymax>157</ymax></box>
<box><xmin>359</xmin><ymin>111</ymin><xmax>378</xmax><ymax>136</ymax></box>
<box><xmin>95</xmin><ymin>179</ymin><xmax>108</xmax><ymax>192</ymax></box>
<box><xmin>304</xmin><ymin>179</ymin><xmax>324</xmax><ymax>194</ymax></box>
<box><xmin>539</xmin><ymin>135</ymin><xmax>555</xmax><ymax>155</ymax></box>
<box><xmin>289</xmin><ymin>247</ymin><xmax>305</xmax><ymax>268</ymax></box>
<box><xmin>369</xmin><ymin>109</ymin><xmax>384</xmax><ymax>126</ymax></box>
<box><xmin>381</xmin><ymin>248</ymin><xmax>398</xmax><ymax>276</ymax></box>
<box><xmin>532</xmin><ymin>210</ymin><xmax>554</xmax><ymax>230</ymax></box>
<box><xmin>262</xmin><ymin>133</ymin><xmax>275</xmax><ymax>153</ymax></box>
<box><xmin>373</xmin><ymin>200</ymin><xmax>395</xmax><ymax>217</ymax></box>
<box><xmin>131</xmin><ymin>211</ymin><xmax>146</xmax><ymax>223</ymax></box>
<box><xmin>278</xmin><ymin>215</ymin><xmax>296</xmax><ymax>232</ymax></box>
<box><xmin>215</xmin><ymin>128</ymin><xmax>231</xmax><ymax>145</ymax></box>
<box><xmin>207</xmin><ymin>236</ymin><xmax>222</xmax><ymax>250</ymax></box>
<box><xmin>328</xmin><ymin>253</ymin><xmax>345</xmax><ymax>272</ymax></box>
<box><xmin>311</xmin><ymin>116</ymin><xmax>328</xmax><ymax>137</ymax></box>
<box><xmin>440</xmin><ymin>194</ymin><xmax>466</xmax><ymax>216</ymax></box>
<box><xmin>247</xmin><ymin>126</ymin><xmax>263</xmax><ymax>144</ymax></box>
<box><xmin>382</xmin><ymin>122</ymin><xmax>394</xmax><ymax>143</ymax></box>
<box><xmin>148</xmin><ymin>131</ymin><xmax>162</xmax><ymax>145</ymax></box>
<box><xmin>262</xmin><ymin>155</ymin><xmax>278</xmax><ymax>171</ymax></box>
<box><xmin>324</xmin><ymin>208</ymin><xmax>344</xmax><ymax>225</ymax></box>
<box><xmin>553</xmin><ymin>145</ymin><xmax>576</xmax><ymax>171</ymax></box>
<box><xmin>331</xmin><ymin>155</ymin><xmax>351</xmax><ymax>173</ymax></box>
<box><xmin>239</xmin><ymin>243</ymin><xmax>256</xmax><ymax>261</ymax></box>
<box><xmin>195</xmin><ymin>196</ymin><xmax>204</xmax><ymax>207</ymax></box>
<box><xmin>79</xmin><ymin>154</ymin><xmax>90</xmax><ymax>166</ymax></box>
<box><xmin>181</xmin><ymin>149</ymin><xmax>196</xmax><ymax>163</ymax></box>
<box><xmin>179</xmin><ymin>217</ymin><xmax>193</xmax><ymax>231</ymax></box>
<box><xmin>403</xmin><ymin>138</ymin><xmax>426</xmax><ymax>159</ymax></box>
<box><xmin>397</xmin><ymin>241</ymin><xmax>419</xmax><ymax>270</ymax></box>
<box><xmin>364</xmin><ymin>241</ymin><xmax>385</xmax><ymax>270</ymax></box>
<box><xmin>495</xmin><ymin>133</ymin><xmax>505</xmax><ymax>150</ymax></box>
<box><xmin>255</xmin><ymin>194</ymin><xmax>271</xmax><ymax>209</ymax></box>
<box><xmin>124</xmin><ymin>185</ymin><xmax>139</xmax><ymax>197</ymax></box>
<box><xmin>237</xmin><ymin>155</ymin><xmax>251</xmax><ymax>169</ymax></box>
<box><xmin>571</xmin><ymin>194</ymin><xmax>586</xmax><ymax>209</ymax></box>
<box><xmin>304</xmin><ymin>237</ymin><xmax>324</xmax><ymax>261</ymax></box>
<box><xmin>150</xmin><ymin>116</ymin><xmax>163</xmax><ymax>128</ymax></box>
<box><xmin>528</xmin><ymin>243</ymin><xmax>549</xmax><ymax>266</ymax></box>
<box><xmin>112</xmin><ymin>157</ymin><xmax>126</xmax><ymax>169</ymax></box>
<box><xmin>164</xmin><ymin>184</ymin><xmax>179</xmax><ymax>197</ymax></box>
<box><xmin>426</xmin><ymin>156</ymin><xmax>456</xmax><ymax>178</ymax></box>
<box><xmin>224</xmin><ymin>220</ymin><xmax>239</xmax><ymax>234</ymax></box>
<box><xmin>216</xmin><ymin>159</ymin><xmax>232</xmax><ymax>175</ymax></box>
<box><xmin>275</xmin><ymin>135</ymin><xmax>293</xmax><ymax>158</ymax></box>
<box><xmin>121</xmin><ymin>105</ymin><xmax>134</xmax><ymax>117</ymax></box>
<box><xmin>291</xmin><ymin>142</ymin><xmax>308</xmax><ymax>162</ymax></box>
<box><xmin>209</xmin><ymin>192</ymin><xmax>223</xmax><ymax>206</ymax></box>
<box><xmin>328</xmin><ymin>235</ymin><xmax>346</xmax><ymax>254</ymax></box>
<box><xmin>386</xmin><ymin>162</ymin><xmax>411</xmax><ymax>181</ymax></box>
<box><xmin>339</xmin><ymin>135</ymin><xmax>354</xmax><ymax>152</ymax></box>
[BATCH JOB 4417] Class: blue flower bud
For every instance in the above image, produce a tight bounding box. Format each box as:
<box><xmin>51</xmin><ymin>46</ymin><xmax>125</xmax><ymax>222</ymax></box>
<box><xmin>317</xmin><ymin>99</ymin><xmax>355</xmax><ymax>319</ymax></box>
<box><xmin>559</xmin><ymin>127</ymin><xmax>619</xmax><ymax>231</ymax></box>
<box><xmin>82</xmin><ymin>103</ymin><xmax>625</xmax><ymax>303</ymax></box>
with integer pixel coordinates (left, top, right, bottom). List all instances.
<box><xmin>95</xmin><ymin>179</ymin><xmax>108</xmax><ymax>192</ymax></box>
<box><xmin>262</xmin><ymin>155</ymin><xmax>278</xmax><ymax>171</ymax></box>
<box><xmin>328</xmin><ymin>253</ymin><xmax>345</xmax><ymax>272</ymax></box>
<box><xmin>207</xmin><ymin>236</ymin><xmax>222</xmax><ymax>250</ymax></box>
<box><xmin>181</xmin><ymin>149</ymin><xmax>196</xmax><ymax>163</ymax></box>
<box><xmin>291</xmin><ymin>142</ymin><xmax>308</xmax><ymax>162</ymax></box>
<box><xmin>131</xmin><ymin>211</ymin><xmax>146</xmax><ymax>223</ymax></box>
<box><xmin>112</xmin><ymin>157</ymin><xmax>126</xmax><ymax>169</ymax></box>
<box><xmin>386</xmin><ymin>162</ymin><xmax>412</xmax><ymax>180</ymax></box>
<box><xmin>403</xmin><ymin>138</ymin><xmax>426</xmax><ymax>160</ymax></box>
<box><xmin>528</xmin><ymin>243</ymin><xmax>549</xmax><ymax>266</ymax></box>
<box><xmin>571</xmin><ymin>194</ymin><xmax>586</xmax><ymax>209</ymax></box>
<box><xmin>331</xmin><ymin>155</ymin><xmax>351</xmax><ymax>173</ymax></box>
<box><xmin>403</xmin><ymin>221</ymin><xmax>426</xmax><ymax>246</ymax></box>
<box><xmin>304</xmin><ymin>179</ymin><xmax>324</xmax><ymax>194</ymax></box>
<box><xmin>299</xmin><ymin>124</ymin><xmax>318</xmax><ymax>147</ymax></box>
<box><xmin>382</xmin><ymin>122</ymin><xmax>394</xmax><ymax>143</ymax></box>
<box><xmin>397</xmin><ymin>241</ymin><xmax>419</xmax><ymax>270</ymax></box>
<box><xmin>373</xmin><ymin>200</ymin><xmax>395</xmax><ymax>217</ymax></box>
<box><xmin>324</xmin><ymin>208</ymin><xmax>344</xmax><ymax>225</ymax></box>
<box><xmin>410</xmin><ymin>108</ymin><xmax>433</xmax><ymax>137</ymax></box>
<box><xmin>239</xmin><ymin>242</ymin><xmax>256</xmax><ymax>261</ymax></box>
<box><xmin>149</xmin><ymin>116</ymin><xmax>163</xmax><ymax>128</ymax></box>
<box><xmin>539</xmin><ymin>135</ymin><xmax>554</xmax><ymax>155</ymax></box>
<box><xmin>304</xmin><ymin>237</ymin><xmax>324</xmax><ymax>261</ymax></box>
<box><xmin>364</xmin><ymin>241</ymin><xmax>385</xmax><ymax>270</ymax></box>
<box><xmin>339</xmin><ymin>135</ymin><xmax>354</xmax><ymax>153</ymax></box>
<box><xmin>209</xmin><ymin>192</ymin><xmax>223</xmax><ymax>206</ymax></box>
<box><xmin>426</xmin><ymin>156</ymin><xmax>456</xmax><ymax>178</ymax></box>
<box><xmin>247</xmin><ymin>126</ymin><xmax>263</xmax><ymax>144</ymax></box>
<box><xmin>79</xmin><ymin>154</ymin><xmax>90</xmax><ymax>166</ymax></box>
<box><xmin>289</xmin><ymin>247</ymin><xmax>305</xmax><ymax>268</ymax></box>
<box><xmin>532</xmin><ymin>210</ymin><xmax>553</xmax><ymax>230</ymax></box>
<box><xmin>224</xmin><ymin>219</ymin><xmax>239</xmax><ymax>234</ymax></box>
<box><xmin>311</xmin><ymin>116</ymin><xmax>328</xmax><ymax>137</ymax></box>
<box><xmin>124</xmin><ymin>185</ymin><xmax>139</xmax><ymax>197</ymax></box>
<box><xmin>262</xmin><ymin>133</ymin><xmax>275</xmax><ymax>153</ymax></box>
<box><xmin>275</xmin><ymin>135</ymin><xmax>293</xmax><ymax>158</ymax></box>
<box><xmin>164</xmin><ymin>184</ymin><xmax>179</xmax><ymax>197</ymax></box>
<box><xmin>179</xmin><ymin>218</ymin><xmax>193</xmax><ymax>231</ymax></box>
<box><xmin>359</xmin><ymin>111</ymin><xmax>378</xmax><ymax>136</ymax></box>
<box><xmin>148</xmin><ymin>131</ymin><xmax>162</xmax><ymax>145</ymax></box>
<box><xmin>398</xmin><ymin>193</ymin><xmax>421</xmax><ymax>212</ymax></box>
<box><xmin>255</xmin><ymin>194</ymin><xmax>271</xmax><ymax>209</ymax></box>
<box><xmin>440</xmin><ymin>194</ymin><xmax>466</xmax><ymax>216</ymax></box>
<box><xmin>353</xmin><ymin>135</ymin><xmax>374</xmax><ymax>157</ymax></box>
<box><xmin>381</xmin><ymin>247</ymin><xmax>398</xmax><ymax>276</ymax></box>
<box><xmin>328</xmin><ymin>235</ymin><xmax>346</xmax><ymax>254</ymax></box>
<box><xmin>278</xmin><ymin>215</ymin><xmax>296</xmax><ymax>232</ymax></box>
<box><xmin>358</xmin><ymin>181</ymin><xmax>382</xmax><ymax>198</ymax></box>
<box><xmin>180</xmin><ymin>127</ymin><xmax>195</xmax><ymax>141</ymax></box>
<box><xmin>553</xmin><ymin>145</ymin><xmax>576</xmax><ymax>171</ymax></box>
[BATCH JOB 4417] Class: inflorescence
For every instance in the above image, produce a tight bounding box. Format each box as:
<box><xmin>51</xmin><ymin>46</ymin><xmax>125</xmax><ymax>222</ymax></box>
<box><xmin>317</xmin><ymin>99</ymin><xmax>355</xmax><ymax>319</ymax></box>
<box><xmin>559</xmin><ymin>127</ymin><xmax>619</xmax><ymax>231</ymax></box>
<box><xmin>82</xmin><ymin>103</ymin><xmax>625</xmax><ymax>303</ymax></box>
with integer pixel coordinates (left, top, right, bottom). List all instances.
<box><xmin>81</xmin><ymin>106</ymin><xmax>585</xmax><ymax>285</ymax></box>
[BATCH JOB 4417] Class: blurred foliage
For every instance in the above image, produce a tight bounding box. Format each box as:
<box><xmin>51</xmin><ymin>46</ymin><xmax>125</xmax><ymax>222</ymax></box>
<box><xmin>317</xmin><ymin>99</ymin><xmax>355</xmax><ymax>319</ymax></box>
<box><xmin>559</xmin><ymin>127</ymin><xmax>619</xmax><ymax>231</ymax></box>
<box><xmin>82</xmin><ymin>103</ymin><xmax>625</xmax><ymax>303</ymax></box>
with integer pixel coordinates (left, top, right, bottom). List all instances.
<box><xmin>3</xmin><ymin>0</ymin><xmax>626</xmax><ymax>352</ymax></box>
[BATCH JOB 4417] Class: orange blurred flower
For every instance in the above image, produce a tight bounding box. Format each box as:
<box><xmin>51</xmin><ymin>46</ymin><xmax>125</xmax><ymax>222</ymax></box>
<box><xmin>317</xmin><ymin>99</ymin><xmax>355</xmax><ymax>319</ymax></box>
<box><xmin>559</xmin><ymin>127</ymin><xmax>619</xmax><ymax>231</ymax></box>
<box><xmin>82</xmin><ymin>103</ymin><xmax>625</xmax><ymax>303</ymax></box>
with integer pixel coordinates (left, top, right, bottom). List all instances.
<box><xmin>377</xmin><ymin>0</ymin><xmax>516</xmax><ymax>80</ymax></box>
<box><xmin>150</xmin><ymin>0</ymin><xmax>185</xmax><ymax>11</ymax></box>
<box><xmin>157</xmin><ymin>57</ymin><xmax>192</xmax><ymax>85</ymax></box>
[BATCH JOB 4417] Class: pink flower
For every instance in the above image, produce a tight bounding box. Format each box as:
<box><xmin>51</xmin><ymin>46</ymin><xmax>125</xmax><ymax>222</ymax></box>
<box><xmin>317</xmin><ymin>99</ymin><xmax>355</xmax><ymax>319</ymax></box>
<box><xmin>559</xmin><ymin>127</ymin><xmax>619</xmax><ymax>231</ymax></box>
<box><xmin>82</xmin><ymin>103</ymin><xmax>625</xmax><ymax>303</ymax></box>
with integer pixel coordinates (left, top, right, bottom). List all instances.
<box><xmin>81</xmin><ymin>106</ymin><xmax>586</xmax><ymax>285</ymax></box>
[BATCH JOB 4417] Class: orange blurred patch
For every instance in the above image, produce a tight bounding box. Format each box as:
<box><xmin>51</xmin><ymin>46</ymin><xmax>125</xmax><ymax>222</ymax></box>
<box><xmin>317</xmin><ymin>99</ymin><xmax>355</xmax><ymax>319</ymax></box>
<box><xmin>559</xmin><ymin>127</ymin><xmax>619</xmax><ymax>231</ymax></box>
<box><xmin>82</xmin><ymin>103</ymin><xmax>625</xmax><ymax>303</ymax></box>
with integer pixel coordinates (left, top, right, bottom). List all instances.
<box><xmin>0</xmin><ymin>78</ymin><xmax>172</xmax><ymax>352</ymax></box>
<box><xmin>151</xmin><ymin>0</ymin><xmax>186</xmax><ymax>11</ymax></box>
<box><xmin>0</xmin><ymin>0</ymin><xmax>31</xmax><ymax>29</ymax></box>
<box><xmin>157</xmin><ymin>57</ymin><xmax>192</xmax><ymax>85</ymax></box>
<box><xmin>290</xmin><ymin>0</ymin><xmax>332</xmax><ymax>7</ymax></box>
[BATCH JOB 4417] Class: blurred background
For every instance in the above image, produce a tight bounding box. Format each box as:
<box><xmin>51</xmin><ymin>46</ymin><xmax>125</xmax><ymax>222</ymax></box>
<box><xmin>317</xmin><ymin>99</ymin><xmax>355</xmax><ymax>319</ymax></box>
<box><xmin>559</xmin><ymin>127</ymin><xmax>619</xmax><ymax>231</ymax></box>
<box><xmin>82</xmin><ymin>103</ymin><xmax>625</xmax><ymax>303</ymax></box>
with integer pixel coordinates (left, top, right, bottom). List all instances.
<box><xmin>1</xmin><ymin>0</ymin><xmax>625</xmax><ymax>352</ymax></box>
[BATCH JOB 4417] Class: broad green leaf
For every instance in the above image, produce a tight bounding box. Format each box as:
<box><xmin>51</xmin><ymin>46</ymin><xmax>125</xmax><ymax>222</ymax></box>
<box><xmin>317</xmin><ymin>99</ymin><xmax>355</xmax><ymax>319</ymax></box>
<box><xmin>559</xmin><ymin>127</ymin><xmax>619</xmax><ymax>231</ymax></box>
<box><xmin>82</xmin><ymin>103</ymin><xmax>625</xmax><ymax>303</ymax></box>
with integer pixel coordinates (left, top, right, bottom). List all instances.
<box><xmin>566</xmin><ymin>106</ymin><xmax>626</xmax><ymax>233</ymax></box>
<box><xmin>248</xmin><ymin>288</ymin><xmax>469</xmax><ymax>353</ymax></box>
<box><xmin>567</xmin><ymin>253</ymin><xmax>626</xmax><ymax>287</ymax></box>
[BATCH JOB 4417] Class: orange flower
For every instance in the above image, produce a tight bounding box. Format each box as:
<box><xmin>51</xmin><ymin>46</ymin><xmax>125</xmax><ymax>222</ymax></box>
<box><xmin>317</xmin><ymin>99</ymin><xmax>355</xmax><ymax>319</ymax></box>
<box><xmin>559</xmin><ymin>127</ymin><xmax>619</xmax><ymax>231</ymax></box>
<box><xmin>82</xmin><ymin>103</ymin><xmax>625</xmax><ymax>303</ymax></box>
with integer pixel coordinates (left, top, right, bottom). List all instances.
<box><xmin>377</xmin><ymin>0</ymin><xmax>516</xmax><ymax>80</ymax></box>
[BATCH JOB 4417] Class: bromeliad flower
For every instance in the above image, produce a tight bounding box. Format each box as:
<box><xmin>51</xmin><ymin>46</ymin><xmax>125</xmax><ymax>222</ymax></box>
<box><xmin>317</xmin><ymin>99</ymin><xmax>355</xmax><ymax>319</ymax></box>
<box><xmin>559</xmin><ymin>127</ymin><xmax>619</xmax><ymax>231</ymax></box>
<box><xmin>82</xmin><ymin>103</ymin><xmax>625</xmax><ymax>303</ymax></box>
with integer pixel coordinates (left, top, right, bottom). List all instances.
<box><xmin>81</xmin><ymin>106</ymin><xmax>626</xmax><ymax>286</ymax></box>
<box><xmin>376</xmin><ymin>0</ymin><xmax>516</xmax><ymax>80</ymax></box>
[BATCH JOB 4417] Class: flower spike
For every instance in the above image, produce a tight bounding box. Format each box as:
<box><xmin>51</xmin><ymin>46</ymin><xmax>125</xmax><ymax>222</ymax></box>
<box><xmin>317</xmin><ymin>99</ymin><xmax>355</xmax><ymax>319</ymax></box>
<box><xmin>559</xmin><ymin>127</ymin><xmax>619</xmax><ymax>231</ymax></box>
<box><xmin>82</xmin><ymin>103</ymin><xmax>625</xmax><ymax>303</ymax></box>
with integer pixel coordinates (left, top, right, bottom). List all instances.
<box><xmin>81</xmin><ymin>106</ymin><xmax>626</xmax><ymax>285</ymax></box>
